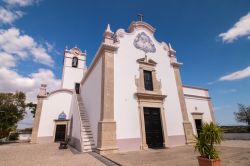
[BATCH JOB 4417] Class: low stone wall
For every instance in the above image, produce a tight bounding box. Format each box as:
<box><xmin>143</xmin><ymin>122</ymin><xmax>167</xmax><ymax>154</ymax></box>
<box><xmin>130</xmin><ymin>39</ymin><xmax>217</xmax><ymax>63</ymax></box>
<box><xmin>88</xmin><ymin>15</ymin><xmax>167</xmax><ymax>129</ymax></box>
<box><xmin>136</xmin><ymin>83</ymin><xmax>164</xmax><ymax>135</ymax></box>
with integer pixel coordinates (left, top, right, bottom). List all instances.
<box><xmin>223</xmin><ymin>133</ymin><xmax>250</xmax><ymax>140</ymax></box>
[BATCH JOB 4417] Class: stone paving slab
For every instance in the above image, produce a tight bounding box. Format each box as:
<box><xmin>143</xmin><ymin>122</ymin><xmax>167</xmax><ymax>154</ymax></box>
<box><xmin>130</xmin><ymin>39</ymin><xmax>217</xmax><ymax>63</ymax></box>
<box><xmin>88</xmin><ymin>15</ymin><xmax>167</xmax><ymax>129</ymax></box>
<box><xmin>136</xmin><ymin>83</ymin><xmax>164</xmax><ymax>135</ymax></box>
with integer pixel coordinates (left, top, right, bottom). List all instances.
<box><xmin>0</xmin><ymin>143</ymin><xmax>105</xmax><ymax>166</ymax></box>
<box><xmin>1</xmin><ymin>141</ymin><xmax>250</xmax><ymax>166</ymax></box>
<box><xmin>105</xmin><ymin>141</ymin><xmax>250</xmax><ymax>166</ymax></box>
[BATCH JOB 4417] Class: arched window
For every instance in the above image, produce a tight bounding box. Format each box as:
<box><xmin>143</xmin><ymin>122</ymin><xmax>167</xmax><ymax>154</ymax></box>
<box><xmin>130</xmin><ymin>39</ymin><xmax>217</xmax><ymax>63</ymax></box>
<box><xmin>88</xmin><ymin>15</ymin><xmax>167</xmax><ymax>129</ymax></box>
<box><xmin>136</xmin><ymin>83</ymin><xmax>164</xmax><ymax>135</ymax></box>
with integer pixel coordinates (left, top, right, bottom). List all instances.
<box><xmin>72</xmin><ymin>57</ymin><xmax>78</xmax><ymax>68</ymax></box>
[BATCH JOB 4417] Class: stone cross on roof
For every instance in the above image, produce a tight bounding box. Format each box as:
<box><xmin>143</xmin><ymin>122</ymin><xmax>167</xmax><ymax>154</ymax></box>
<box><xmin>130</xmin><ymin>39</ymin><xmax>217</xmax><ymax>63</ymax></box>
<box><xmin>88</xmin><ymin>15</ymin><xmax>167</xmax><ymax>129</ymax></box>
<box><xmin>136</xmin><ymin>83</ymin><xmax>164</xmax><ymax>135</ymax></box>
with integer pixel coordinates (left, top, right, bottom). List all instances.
<box><xmin>137</xmin><ymin>13</ymin><xmax>144</xmax><ymax>21</ymax></box>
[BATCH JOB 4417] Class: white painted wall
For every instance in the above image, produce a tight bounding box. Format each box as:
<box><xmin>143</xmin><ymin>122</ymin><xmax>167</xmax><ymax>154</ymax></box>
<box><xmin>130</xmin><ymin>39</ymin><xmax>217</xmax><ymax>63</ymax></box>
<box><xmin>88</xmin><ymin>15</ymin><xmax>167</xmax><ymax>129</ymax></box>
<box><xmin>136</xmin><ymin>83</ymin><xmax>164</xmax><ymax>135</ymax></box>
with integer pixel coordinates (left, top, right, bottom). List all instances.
<box><xmin>37</xmin><ymin>91</ymin><xmax>72</xmax><ymax>137</ymax></box>
<box><xmin>81</xmin><ymin>57</ymin><xmax>102</xmax><ymax>146</ymax></box>
<box><xmin>183</xmin><ymin>86</ymin><xmax>208</xmax><ymax>97</ymax></box>
<box><xmin>19</xmin><ymin>134</ymin><xmax>31</xmax><ymax>141</ymax></box>
<box><xmin>69</xmin><ymin>93</ymin><xmax>82</xmax><ymax>151</ymax></box>
<box><xmin>184</xmin><ymin>87</ymin><xmax>213</xmax><ymax>134</ymax></box>
<box><xmin>114</xmin><ymin>28</ymin><xmax>185</xmax><ymax>140</ymax></box>
<box><xmin>62</xmin><ymin>68</ymin><xmax>85</xmax><ymax>89</ymax></box>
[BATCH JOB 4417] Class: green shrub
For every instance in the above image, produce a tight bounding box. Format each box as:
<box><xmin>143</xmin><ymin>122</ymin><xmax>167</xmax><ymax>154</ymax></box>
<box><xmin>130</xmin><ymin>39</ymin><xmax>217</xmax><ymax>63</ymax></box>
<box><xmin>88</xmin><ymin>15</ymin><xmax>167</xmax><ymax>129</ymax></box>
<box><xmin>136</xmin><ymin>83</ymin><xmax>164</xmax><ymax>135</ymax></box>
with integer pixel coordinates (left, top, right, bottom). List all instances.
<box><xmin>195</xmin><ymin>122</ymin><xmax>223</xmax><ymax>159</ymax></box>
<box><xmin>8</xmin><ymin>132</ymin><xmax>19</xmax><ymax>141</ymax></box>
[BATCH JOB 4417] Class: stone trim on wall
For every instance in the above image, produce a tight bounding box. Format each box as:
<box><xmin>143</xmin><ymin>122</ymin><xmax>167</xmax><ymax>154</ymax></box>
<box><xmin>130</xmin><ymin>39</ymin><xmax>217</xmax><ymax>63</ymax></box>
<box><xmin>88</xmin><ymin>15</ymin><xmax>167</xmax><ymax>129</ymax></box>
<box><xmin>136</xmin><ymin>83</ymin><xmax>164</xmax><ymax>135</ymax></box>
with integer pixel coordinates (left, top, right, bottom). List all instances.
<box><xmin>191</xmin><ymin>112</ymin><xmax>204</xmax><ymax>120</ymax></box>
<box><xmin>30</xmin><ymin>96</ymin><xmax>46</xmax><ymax>144</ymax></box>
<box><xmin>171</xmin><ymin>61</ymin><xmax>195</xmax><ymax>144</ymax></box>
<box><xmin>184</xmin><ymin>94</ymin><xmax>211</xmax><ymax>100</ymax></box>
<box><xmin>128</xmin><ymin>21</ymin><xmax>156</xmax><ymax>34</ymax></box>
<box><xmin>191</xmin><ymin>112</ymin><xmax>203</xmax><ymax>136</ymax></box>
<box><xmin>53</xmin><ymin>120</ymin><xmax>70</xmax><ymax>142</ymax></box>
<box><xmin>96</xmin><ymin>38</ymin><xmax>119</xmax><ymax>154</ymax></box>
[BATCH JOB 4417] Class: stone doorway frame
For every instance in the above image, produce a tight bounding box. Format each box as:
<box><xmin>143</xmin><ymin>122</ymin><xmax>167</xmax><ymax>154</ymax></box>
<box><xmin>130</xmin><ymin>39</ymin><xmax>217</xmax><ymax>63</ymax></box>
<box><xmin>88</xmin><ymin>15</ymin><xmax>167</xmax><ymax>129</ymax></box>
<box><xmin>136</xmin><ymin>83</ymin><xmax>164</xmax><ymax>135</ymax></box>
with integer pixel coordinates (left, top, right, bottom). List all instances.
<box><xmin>53</xmin><ymin>120</ymin><xmax>70</xmax><ymax>142</ymax></box>
<box><xmin>137</xmin><ymin>95</ymin><xmax>168</xmax><ymax>149</ymax></box>
<box><xmin>191</xmin><ymin>112</ymin><xmax>203</xmax><ymax>136</ymax></box>
<box><xmin>135</xmin><ymin>57</ymin><xmax>167</xmax><ymax>149</ymax></box>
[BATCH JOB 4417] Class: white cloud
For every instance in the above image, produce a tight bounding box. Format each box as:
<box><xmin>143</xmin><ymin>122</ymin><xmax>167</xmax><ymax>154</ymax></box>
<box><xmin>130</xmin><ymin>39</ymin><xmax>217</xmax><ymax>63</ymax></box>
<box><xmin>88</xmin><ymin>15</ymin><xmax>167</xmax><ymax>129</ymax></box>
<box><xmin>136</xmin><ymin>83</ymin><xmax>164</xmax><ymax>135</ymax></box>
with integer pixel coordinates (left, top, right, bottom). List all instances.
<box><xmin>0</xmin><ymin>28</ymin><xmax>54</xmax><ymax>66</ymax></box>
<box><xmin>0</xmin><ymin>7</ymin><xmax>24</xmax><ymax>24</ymax></box>
<box><xmin>219</xmin><ymin>66</ymin><xmax>250</xmax><ymax>81</ymax></box>
<box><xmin>3</xmin><ymin>0</ymin><xmax>37</xmax><ymax>7</ymax></box>
<box><xmin>219</xmin><ymin>12</ymin><xmax>250</xmax><ymax>43</ymax></box>
<box><xmin>0</xmin><ymin>67</ymin><xmax>61</xmax><ymax>102</ymax></box>
<box><xmin>0</xmin><ymin>52</ymin><xmax>16</xmax><ymax>68</ymax></box>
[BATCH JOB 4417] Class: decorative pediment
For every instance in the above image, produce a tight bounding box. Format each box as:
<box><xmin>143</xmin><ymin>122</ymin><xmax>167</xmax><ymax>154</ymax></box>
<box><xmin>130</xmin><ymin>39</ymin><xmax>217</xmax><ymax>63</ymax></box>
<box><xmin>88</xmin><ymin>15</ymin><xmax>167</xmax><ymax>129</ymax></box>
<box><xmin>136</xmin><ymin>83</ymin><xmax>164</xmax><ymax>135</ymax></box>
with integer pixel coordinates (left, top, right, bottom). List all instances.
<box><xmin>133</xmin><ymin>32</ymin><xmax>156</xmax><ymax>54</ymax></box>
<box><xmin>129</xmin><ymin>21</ymin><xmax>156</xmax><ymax>34</ymax></box>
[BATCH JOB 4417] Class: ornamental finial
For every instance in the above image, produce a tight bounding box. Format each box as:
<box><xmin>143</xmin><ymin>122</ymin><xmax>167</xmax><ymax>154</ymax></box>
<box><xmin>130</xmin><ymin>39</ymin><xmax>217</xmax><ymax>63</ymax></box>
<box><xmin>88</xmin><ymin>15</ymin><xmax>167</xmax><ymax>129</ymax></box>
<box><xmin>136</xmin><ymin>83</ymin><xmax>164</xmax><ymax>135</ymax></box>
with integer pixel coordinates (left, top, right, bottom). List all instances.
<box><xmin>106</xmin><ymin>24</ymin><xmax>112</xmax><ymax>32</ymax></box>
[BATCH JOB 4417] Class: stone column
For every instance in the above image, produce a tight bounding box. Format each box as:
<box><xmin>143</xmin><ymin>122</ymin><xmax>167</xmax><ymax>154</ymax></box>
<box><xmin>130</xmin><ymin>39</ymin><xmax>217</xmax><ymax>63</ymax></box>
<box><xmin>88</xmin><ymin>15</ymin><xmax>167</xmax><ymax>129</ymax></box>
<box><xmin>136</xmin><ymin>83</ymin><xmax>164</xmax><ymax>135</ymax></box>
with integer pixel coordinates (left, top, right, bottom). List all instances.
<box><xmin>96</xmin><ymin>40</ymin><xmax>118</xmax><ymax>154</ymax></box>
<box><xmin>172</xmin><ymin>63</ymin><xmax>194</xmax><ymax>144</ymax></box>
<box><xmin>30</xmin><ymin>84</ymin><xmax>47</xmax><ymax>144</ymax></box>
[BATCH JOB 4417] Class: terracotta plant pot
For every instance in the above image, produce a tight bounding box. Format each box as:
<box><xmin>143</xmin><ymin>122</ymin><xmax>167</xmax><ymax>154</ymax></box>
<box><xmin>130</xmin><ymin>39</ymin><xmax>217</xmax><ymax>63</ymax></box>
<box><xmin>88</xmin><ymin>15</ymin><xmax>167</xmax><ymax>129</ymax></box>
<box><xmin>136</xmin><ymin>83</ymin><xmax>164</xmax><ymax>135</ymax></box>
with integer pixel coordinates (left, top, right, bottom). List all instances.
<box><xmin>197</xmin><ymin>156</ymin><xmax>221</xmax><ymax>166</ymax></box>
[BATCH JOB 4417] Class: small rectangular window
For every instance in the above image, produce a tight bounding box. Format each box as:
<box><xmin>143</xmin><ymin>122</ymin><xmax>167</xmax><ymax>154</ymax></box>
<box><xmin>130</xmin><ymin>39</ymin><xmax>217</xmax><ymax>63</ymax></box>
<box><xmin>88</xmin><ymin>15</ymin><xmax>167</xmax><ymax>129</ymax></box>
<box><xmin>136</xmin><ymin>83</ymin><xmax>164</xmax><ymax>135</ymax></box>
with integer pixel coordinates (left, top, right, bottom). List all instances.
<box><xmin>144</xmin><ymin>70</ymin><xmax>153</xmax><ymax>91</ymax></box>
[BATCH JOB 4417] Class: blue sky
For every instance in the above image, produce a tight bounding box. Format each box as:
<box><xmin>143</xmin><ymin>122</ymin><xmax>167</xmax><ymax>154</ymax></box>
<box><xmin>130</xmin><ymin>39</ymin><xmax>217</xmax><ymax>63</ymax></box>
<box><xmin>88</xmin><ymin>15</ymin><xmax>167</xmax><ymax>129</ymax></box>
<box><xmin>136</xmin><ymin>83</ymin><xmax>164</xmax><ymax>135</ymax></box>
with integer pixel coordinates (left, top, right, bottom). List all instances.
<box><xmin>0</xmin><ymin>0</ymin><xmax>250</xmax><ymax>127</ymax></box>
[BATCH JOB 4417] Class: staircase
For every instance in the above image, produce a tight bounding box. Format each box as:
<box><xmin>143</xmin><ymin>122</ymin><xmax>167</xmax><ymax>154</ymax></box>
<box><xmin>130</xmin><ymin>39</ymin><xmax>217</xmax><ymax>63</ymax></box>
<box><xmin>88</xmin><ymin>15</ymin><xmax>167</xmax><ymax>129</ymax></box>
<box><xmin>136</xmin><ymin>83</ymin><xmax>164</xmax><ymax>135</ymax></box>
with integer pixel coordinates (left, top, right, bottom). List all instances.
<box><xmin>76</xmin><ymin>94</ymin><xmax>95</xmax><ymax>152</ymax></box>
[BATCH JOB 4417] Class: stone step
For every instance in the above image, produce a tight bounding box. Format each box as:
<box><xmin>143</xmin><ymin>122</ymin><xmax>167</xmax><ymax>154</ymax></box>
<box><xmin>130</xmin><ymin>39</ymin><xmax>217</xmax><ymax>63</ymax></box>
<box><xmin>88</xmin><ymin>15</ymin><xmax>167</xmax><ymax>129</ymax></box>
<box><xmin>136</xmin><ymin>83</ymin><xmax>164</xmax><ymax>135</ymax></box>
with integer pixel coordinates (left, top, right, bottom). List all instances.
<box><xmin>81</xmin><ymin>124</ymin><xmax>90</xmax><ymax>126</ymax></box>
<box><xmin>82</xmin><ymin>141</ymin><xmax>95</xmax><ymax>146</ymax></box>
<box><xmin>81</xmin><ymin>136</ymin><xmax>93</xmax><ymax>140</ymax></box>
<box><xmin>81</xmin><ymin>125</ymin><xmax>91</xmax><ymax>128</ymax></box>
<box><xmin>81</xmin><ymin>119</ymin><xmax>90</xmax><ymax>123</ymax></box>
<box><xmin>81</xmin><ymin>128</ymin><xmax>91</xmax><ymax>132</ymax></box>
<box><xmin>82</xmin><ymin>144</ymin><xmax>95</xmax><ymax>148</ymax></box>
<box><xmin>82</xmin><ymin>130</ymin><xmax>92</xmax><ymax>134</ymax></box>
<box><xmin>82</xmin><ymin>137</ymin><xmax>94</xmax><ymax>142</ymax></box>
<box><xmin>81</xmin><ymin>119</ymin><xmax>90</xmax><ymax>122</ymax></box>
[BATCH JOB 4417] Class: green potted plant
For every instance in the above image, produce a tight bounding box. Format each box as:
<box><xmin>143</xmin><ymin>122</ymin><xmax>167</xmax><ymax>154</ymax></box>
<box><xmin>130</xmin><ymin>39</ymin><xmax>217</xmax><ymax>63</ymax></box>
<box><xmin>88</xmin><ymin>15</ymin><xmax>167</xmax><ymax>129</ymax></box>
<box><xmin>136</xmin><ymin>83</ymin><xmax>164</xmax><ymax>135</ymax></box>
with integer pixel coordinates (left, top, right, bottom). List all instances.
<box><xmin>195</xmin><ymin>122</ymin><xmax>223</xmax><ymax>166</ymax></box>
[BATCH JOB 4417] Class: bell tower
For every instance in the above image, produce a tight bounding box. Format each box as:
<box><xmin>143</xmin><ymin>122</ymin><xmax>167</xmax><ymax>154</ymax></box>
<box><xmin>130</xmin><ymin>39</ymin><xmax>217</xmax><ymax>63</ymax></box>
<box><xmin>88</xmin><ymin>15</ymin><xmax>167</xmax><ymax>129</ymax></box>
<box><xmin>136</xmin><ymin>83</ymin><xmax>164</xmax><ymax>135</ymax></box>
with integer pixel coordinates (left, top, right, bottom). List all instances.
<box><xmin>61</xmin><ymin>47</ymin><xmax>87</xmax><ymax>90</ymax></box>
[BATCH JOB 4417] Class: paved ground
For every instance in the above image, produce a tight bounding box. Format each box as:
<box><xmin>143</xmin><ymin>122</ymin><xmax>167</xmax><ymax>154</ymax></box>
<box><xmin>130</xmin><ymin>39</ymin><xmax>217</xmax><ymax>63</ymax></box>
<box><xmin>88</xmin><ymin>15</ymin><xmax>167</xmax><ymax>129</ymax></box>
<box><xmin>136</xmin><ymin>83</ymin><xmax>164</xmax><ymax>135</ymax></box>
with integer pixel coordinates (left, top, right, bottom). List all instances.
<box><xmin>0</xmin><ymin>143</ymin><xmax>108</xmax><ymax>166</ymax></box>
<box><xmin>105</xmin><ymin>140</ymin><xmax>250</xmax><ymax>166</ymax></box>
<box><xmin>0</xmin><ymin>140</ymin><xmax>250</xmax><ymax>166</ymax></box>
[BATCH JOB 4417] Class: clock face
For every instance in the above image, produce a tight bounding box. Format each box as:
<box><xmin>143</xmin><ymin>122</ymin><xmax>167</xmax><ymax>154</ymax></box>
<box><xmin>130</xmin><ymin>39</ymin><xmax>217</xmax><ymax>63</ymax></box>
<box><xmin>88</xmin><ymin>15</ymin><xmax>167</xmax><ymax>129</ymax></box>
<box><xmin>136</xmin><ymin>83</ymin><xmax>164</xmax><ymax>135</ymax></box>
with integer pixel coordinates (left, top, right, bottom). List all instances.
<box><xmin>74</xmin><ymin>50</ymin><xmax>79</xmax><ymax>55</ymax></box>
<box><xmin>71</xmin><ymin>48</ymin><xmax>80</xmax><ymax>56</ymax></box>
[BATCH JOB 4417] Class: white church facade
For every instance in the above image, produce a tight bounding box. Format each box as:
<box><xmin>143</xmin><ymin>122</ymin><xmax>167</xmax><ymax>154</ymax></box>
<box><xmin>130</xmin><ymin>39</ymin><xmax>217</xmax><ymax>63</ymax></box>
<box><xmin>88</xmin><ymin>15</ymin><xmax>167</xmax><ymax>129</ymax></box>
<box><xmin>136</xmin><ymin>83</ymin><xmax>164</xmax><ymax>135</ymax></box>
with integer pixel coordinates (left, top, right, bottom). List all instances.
<box><xmin>31</xmin><ymin>20</ymin><xmax>215</xmax><ymax>154</ymax></box>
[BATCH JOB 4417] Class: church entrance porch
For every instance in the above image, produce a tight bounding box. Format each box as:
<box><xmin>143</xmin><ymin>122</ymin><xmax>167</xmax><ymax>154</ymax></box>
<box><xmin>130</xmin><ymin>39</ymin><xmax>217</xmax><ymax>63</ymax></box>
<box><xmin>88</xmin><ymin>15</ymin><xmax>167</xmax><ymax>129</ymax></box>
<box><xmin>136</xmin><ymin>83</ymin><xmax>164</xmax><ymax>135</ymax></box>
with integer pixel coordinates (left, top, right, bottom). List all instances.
<box><xmin>143</xmin><ymin>107</ymin><xmax>163</xmax><ymax>148</ymax></box>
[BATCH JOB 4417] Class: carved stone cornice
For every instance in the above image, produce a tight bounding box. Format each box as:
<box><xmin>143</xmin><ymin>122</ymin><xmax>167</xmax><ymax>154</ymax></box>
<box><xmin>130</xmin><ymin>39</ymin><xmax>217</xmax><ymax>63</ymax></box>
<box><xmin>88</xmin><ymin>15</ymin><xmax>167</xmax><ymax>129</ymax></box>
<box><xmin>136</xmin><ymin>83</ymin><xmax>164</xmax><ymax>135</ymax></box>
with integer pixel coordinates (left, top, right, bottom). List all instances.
<box><xmin>136</xmin><ymin>92</ymin><xmax>166</xmax><ymax>101</ymax></box>
<box><xmin>100</xmin><ymin>43</ymin><xmax>118</xmax><ymax>52</ymax></box>
<box><xmin>171</xmin><ymin>61</ymin><xmax>182</xmax><ymax>68</ymax></box>
<box><xmin>184</xmin><ymin>94</ymin><xmax>211</xmax><ymax>100</ymax></box>
<box><xmin>191</xmin><ymin>112</ymin><xmax>204</xmax><ymax>115</ymax></box>
<box><xmin>137</xmin><ymin>57</ymin><xmax>157</xmax><ymax>67</ymax></box>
